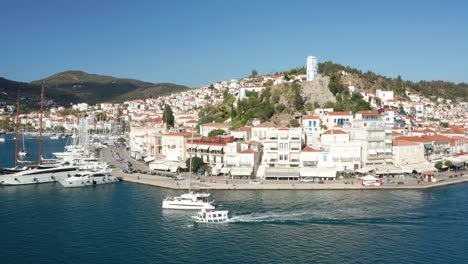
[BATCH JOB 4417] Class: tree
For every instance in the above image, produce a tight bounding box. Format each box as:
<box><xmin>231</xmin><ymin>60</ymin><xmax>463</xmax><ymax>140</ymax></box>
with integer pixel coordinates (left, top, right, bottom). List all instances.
<box><xmin>163</xmin><ymin>104</ymin><xmax>174</xmax><ymax>129</ymax></box>
<box><xmin>186</xmin><ymin>156</ymin><xmax>204</xmax><ymax>173</ymax></box>
<box><xmin>208</xmin><ymin>129</ymin><xmax>226</xmax><ymax>138</ymax></box>
<box><xmin>117</xmin><ymin>137</ymin><xmax>126</xmax><ymax>143</ymax></box>
<box><xmin>435</xmin><ymin>161</ymin><xmax>444</xmax><ymax>171</ymax></box>
<box><xmin>251</xmin><ymin>69</ymin><xmax>258</xmax><ymax>77</ymax></box>
<box><xmin>444</xmin><ymin>160</ymin><xmax>453</xmax><ymax>168</ymax></box>
<box><xmin>289</xmin><ymin>119</ymin><xmax>300</xmax><ymax>127</ymax></box>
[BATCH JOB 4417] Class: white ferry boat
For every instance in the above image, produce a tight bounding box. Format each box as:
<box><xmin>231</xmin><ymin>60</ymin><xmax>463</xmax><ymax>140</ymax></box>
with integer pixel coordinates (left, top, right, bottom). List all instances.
<box><xmin>192</xmin><ymin>209</ymin><xmax>230</xmax><ymax>223</ymax></box>
<box><xmin>59</xmin><ymin>170</ymin><xmax>119</xmax><ymax>188</ymax></box>
<box><xmin>162</xmin><ymin>192</ymin><xmax>215</xmax><ymax>210</ymax></box>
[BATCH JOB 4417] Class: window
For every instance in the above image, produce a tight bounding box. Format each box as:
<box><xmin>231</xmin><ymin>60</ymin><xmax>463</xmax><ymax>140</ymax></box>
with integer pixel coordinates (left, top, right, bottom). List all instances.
<box><xmin>323</xmin><ymin>155</ymin><xmax>327</xmax><ymax>162</ymax></box>
<box><xmin>313</xmin><ymin>120</ymin><xmax>316</xmax><ymax>127</ymax></box>
<box><xmin>279</xmin><ymin>155</ymin><xmax>283</xmax><ymax>161</ymax></box>
<box><xmin>285</xmin><ymin>143</ymin><xmax>288</xmax><ymax>150</ymax></box>
<box><xmin>279</xmin><ymin>143</ymin><xmax>283</xmax><ymax>150</ymax></box>
<box><xmin>309</xmin><ymin>121</ymin><xmax>312</xmax><ymax>126</ymax></box>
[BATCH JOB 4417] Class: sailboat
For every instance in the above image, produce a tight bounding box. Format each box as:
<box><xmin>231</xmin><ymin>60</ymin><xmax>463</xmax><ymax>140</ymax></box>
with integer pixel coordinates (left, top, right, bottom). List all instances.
<box><xmin>162</xmin><ymin>129</ymin><xmax>215</xmax><ymax>210</ymax></box>
<box><xmin>0</xmin><ymin>85</ymin><xmax>78</xmax><ymax>186</ymax></box>
<box><xmin>18</xmin><ymin>129</ymin><xmax>28</xmax><ymax>158</ymax></box>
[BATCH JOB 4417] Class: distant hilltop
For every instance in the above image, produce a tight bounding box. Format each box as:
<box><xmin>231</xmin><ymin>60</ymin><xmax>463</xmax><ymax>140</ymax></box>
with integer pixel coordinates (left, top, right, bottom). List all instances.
<box><xmin>1</xmin><ymin>60</ymin><xmax>467</xmax><ymax>111</ymax></box>
<box><xmin>0</xmin><ymin>71</ymin><xmax>189</xmax><ymax>109</ymax></box>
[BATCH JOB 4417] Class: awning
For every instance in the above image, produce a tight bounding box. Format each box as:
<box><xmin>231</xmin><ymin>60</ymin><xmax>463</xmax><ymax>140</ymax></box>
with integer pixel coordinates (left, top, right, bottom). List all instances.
<box><xmin>188</xmin><ymin>144</ymin><xmax>198</xmax><ymax>149</ymax></box>
<box><xmin>356</xmin><ymin>167</ymin><xmax>374</xmax><ymax>174</ymax></box>
<box><xmin>231</xmin><ymin>167</ymin><xmax>253</xmax><ymax>176</ymax></box>
<box><xmin>384</xmin><ymin>139</ymin><xmax>392</xmax><ymax>144</ymax></box>
<box><xmin>149</xmin><ymin>162</ymin><xmax>170</xmax><ymax>171</ymax></box>
<box><xmin>170</xmin><ymin>165</ymin><xmax>179</xmax><ymax>172</ymax></box>
<box><xmin>385</xmin><ymin>148</ymin><xmax>392</xmax><ymax>153</ymax></box>
<box><xmin>376</xmin><ymin>169</ymin><xmax>403</xmax><ymax>174</ymax></box>
<box><xmin>219</xmin><ymin>167</ymin><xmax>232</xmax><ymax>174</ymax></box>
<box><xmin>144</xmin><ymin>156</ymin><xmax>155</xmax><ymax>162</ymax></box>
<box><xmin>300</xmin><ymin>168</ymin><xmax>336</xmax><ymax>178</ymax></box>
<box><xmin>197</xmin><ymin>145</ymin><xmax>210</xmax><ymax>150</ymax></box>
<box><xmin>368</xmin><ymin>149</ymin><xmax>377</xmax><ymax>155</ymax></box>
<box><xmin>210</xmin><ymin>145</ymin><xmax>224</xmax><ymax>151</ymax></box>
<box><xmin>377</xmin><ymin>149</ymin><xmax>385</xmax><ymax>153</ymax></box>
<box><xmin>265</xmin><ymin>167</ymin><xmax>300</xmax><ymax>177</ymax></box>
<box><xmin>424</xmin><ymin>143</ymin><xmax>433</xmax><ymax>150</ymax></box>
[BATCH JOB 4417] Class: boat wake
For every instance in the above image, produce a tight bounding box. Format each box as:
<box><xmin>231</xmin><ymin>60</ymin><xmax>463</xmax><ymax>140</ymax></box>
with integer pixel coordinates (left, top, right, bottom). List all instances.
<box><xmin>229</xmin><ymin>211</ymin><xmax>308</xmax><ymax>224</ymax></box>
<box><xmin>228</xmin><ymin>209</ymin><xmax>426</xmax><ymax>226</ymax></box>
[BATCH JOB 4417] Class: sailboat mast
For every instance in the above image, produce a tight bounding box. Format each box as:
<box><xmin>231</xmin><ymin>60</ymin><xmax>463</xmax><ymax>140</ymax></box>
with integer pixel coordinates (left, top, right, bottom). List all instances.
<box><xmin>14</xmin><ymin>92</ymin><xmax>20</xmax><ymax>168</ymax></box>
<box><xmin>38</xmin><ymin>84</ymin><xmax>44</xmax><ymax>164</ymax></box>
<box><xmin>188</xmin><ymin>128</ymin><xmax>194</xmax><ymax>193</ymax></box>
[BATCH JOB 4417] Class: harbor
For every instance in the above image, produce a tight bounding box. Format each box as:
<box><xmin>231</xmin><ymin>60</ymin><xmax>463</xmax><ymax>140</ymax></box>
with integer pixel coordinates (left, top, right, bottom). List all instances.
<box><xmin>102</xmin><ymin>146</ymin><xmax>468</xmax><ymax>191</ymax></box>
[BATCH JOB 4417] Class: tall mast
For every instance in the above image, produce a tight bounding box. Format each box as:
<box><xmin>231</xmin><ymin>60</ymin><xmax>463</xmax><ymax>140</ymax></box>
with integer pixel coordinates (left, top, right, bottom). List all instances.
<box><xmin>14</xmin><ymin>91</ymin><xmax>20</xmax><ymax>168</ymax></box>
<box><xmin>188</xmin><ymin>128</ymin><xmax>194</xmax><ymax>193</ymax></box>
<box><xmin>38</xmin><ymin>84</ymin><xmax>44</xmax><ymax>165</ymax></box>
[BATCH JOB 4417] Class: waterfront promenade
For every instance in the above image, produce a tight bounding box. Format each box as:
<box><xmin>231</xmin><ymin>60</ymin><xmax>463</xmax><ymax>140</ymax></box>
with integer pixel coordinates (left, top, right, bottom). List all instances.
<box><xmin>103</xmin><ymin>147</ymin><xmax>468</xmax><ymax>191</ymax></box>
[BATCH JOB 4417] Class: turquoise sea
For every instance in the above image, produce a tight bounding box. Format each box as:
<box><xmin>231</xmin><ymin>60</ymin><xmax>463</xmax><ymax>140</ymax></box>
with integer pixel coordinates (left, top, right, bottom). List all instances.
<box><xmin>1</xmin><ymin>134</ymin><xmax>468</xmax><ymax>264</ymax></box>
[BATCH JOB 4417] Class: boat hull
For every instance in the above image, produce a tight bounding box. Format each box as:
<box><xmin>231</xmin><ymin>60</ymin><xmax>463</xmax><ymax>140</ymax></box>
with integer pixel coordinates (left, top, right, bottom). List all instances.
<box><xmin>0</xmin><ymin>167</ymin><xmax>77</xmax><ymax>186</ymax></box>
<box><xmin>162</xmin><ymin>200</ymin><xmax>215</xmax><ymax>210</ymax></box>
<box><xmin>59</xmin><ymin>176</ymin><xmax>119</xmax><ymax>188</ymax></box>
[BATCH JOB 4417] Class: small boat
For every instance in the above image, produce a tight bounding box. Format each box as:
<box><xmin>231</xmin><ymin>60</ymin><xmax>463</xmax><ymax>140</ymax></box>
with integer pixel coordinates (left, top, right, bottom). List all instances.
<box><xmin>0</xmin><ymin>137</ymin><xmax>5</xmax><ymax>143</ymax></box>
<box><xmin>192</xmin><ymin>208</ymin><xmax>230</xmax><ymax>223</ymax></box>
<box><xmin>162</xmin><ymin>192</ymin><xmax>215</xmax><ymax>210</ymax></box>
<box><xmin>18</xmin><ymin>151</ymin><xmax>28</xmax><ymax>158</ymax></box>
<box><xmin>59</xmin><ymin>170</ymin><xmax>119</xmax><ymax>188</ymax></box>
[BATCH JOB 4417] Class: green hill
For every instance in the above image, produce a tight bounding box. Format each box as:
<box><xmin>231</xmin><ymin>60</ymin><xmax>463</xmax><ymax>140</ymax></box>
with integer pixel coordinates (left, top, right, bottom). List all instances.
<box><xmin>0</xmin><ymin>71</ymin><xmax>190</xmax><ymax>109</ymax></box>
<box><xmin>317</xmin><ymin>61</ymin><xmax>468</xmax><ymax>101</ymax></box>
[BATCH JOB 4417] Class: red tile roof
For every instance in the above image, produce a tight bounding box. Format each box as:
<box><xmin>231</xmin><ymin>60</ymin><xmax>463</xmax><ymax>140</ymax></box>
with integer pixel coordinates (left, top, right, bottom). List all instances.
<box><xmin>322</xmin><ymin>129</ymin><xmax>348</xmax><ymax>135</ymax></box>
<box><xmin>394</xmin><ymin>136</ymin><xmax>431</xmax><ymax>143</ymax></box>
<box><xmin>393</xmin><ymin>140</ymin><xmax>418</xmax><ymax>146</ymax></box>
<box><xmin>327</xmin><ymin>111</ymin><xmax>352</xmax><ymax>116</ymax></box>
<box><xmin>302</xmin><ymin>146</ymin><xmax>320</xmax><ymax>152</ymax></box>
<box><xmin>303</xmin><ymin>115</ymin><xmax>320</xmax><ymax>119</ymax></box>
<box><xmin>422</xmin><ymin>135</ymin><xmax>452</xmax><ymax>142</ymax></box>
<box><xmin>356</xmin><ymin>110</ymin><xmax>381</xmax><ymax>116</ymax></box>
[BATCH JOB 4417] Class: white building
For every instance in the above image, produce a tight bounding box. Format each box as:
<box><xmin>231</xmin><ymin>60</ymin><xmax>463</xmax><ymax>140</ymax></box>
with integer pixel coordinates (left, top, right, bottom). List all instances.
<box><xmin>376</xmin><ymin>89</ymin><xmax>394</xmax><ymax>101</ymax></box>
<box><xmin>306</xmin><ymin>56</ymin><xmax>318</xmax><ymax>81</ymax></box>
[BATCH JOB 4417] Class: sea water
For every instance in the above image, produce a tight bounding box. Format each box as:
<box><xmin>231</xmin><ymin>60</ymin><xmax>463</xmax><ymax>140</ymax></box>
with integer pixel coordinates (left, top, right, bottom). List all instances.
<box><xmin>1</xmin><ymin>179</ymin><xmax>467</xmax><ymax>263</ymax></box>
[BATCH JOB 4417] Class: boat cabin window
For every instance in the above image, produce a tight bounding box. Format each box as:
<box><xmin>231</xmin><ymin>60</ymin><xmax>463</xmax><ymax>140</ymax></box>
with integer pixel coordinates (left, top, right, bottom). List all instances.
<box><xmin>218</xmin><ymin>214</ymin><xmax>222</xmax><ymax>217</ymax></box>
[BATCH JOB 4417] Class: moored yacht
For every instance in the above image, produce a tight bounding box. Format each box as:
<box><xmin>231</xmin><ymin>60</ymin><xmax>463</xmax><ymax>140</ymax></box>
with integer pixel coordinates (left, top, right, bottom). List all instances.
<box><xmin>0</xmin><ymin>165</ymin><xmax>78</xmax><ymax>185</ymax></box>
<box><xmin>162</xmin><ymin>192</ymin><xmax>215</xmax><ymax>210</ymax></box>
<box><xmin>59</xmin><ymin>170</ymin><xmax>119</xmax><ymax>188</ymax></box>
<box><xmin>192</xmin><ymin>208</ymin><xmax>230</xmax><ymax>223</ymax></box>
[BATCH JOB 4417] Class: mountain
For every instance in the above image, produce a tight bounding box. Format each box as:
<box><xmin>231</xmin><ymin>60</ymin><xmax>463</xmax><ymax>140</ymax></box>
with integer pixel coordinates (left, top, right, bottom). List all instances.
<box><xmin>0</xmin><ymin>71</ymin><xmax>190</xmax><ymax>109</ymax></box>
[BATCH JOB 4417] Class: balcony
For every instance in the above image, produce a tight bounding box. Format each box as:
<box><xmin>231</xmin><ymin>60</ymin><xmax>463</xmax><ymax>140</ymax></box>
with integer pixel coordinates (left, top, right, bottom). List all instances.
<box><xmin>269</xmin><ymin>159</ymin><xmax>278</xmax><ymax>162</ymax></box>
<box><xmin>291</xmin><ymin>147</ymin><xmax>300</xmax><ymax>151</ymax></box>
<box><xmin>269</xmin><ymin>137</ymin><xmax>278</xmax><ymax>140</ymax></box>
<box><xmin>291</xmin><ymin>137</ymin><xmax>300</xmax><ymax>140</ymax></box>
<box><xmin>270</xmin><ymin>147</ymin><xmax>278</xmax><ymax>151</ymax></box>
<box><xmin>290</xmin><ymin>159</ymin><xmax>300</xmax><ymax>163</ymax></box>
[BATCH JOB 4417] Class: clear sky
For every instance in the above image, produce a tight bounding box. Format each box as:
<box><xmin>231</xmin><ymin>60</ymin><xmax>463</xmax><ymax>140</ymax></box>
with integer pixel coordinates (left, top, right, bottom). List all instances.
<box><xmin>1</xmin><ymin>0</ymin><xmax>467</xmax><ymax>87</ymax></box>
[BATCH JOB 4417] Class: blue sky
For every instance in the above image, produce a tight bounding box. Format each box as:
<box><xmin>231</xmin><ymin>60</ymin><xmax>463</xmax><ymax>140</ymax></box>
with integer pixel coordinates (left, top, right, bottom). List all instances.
<box><xmin>1</xmin><ymin>0</ymin><xmax>467</xmax><ymax>87</ymax></box>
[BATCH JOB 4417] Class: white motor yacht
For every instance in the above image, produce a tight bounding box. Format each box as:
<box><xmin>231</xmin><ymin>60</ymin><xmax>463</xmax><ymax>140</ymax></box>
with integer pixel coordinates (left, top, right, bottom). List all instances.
<box><xmin>192</xmin><ymin>208</ymin><xmax>230</xmax><ymax>223</ymax></box>
<box><xmin>162</xmin><ymin>192</ymin><xmax>215</xmax><ymax>210</ymax></box>
<box><xmin>59</xmin><ymin>170</ymin><xmax>119</xmax><ymax>188</ymax></box>
<box><xmin>0</xmin><ymin>166</ymin><xmax>78</xmax><ymax>185</ymax></box>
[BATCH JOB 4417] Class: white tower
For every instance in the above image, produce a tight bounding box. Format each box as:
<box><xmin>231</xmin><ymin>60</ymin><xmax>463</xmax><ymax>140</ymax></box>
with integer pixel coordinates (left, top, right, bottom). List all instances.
<box><xmin>306</xmin><ymin>56</ymin><xmax>318</xmax><ymax>81</ymax></box>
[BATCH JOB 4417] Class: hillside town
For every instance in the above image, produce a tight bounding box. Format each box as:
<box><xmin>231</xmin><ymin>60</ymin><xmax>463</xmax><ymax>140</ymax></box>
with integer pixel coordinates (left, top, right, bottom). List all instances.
<box><xmin>1</xmin><ymin>56</ymin><xmax>467</xmax><ymax>182</ymax></box>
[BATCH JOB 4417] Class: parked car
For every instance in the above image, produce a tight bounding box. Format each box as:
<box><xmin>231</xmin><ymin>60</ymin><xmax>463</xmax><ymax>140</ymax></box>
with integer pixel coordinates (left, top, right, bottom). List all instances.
<box><xmin>249</xmin><ymin>180</ymin><xmax>262</xmax><ymax>185</ymax></box>
<box><xmin>174</xmin><ymin>175</ymin><xmax>184</xmax><ymax>181</ymax></box>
